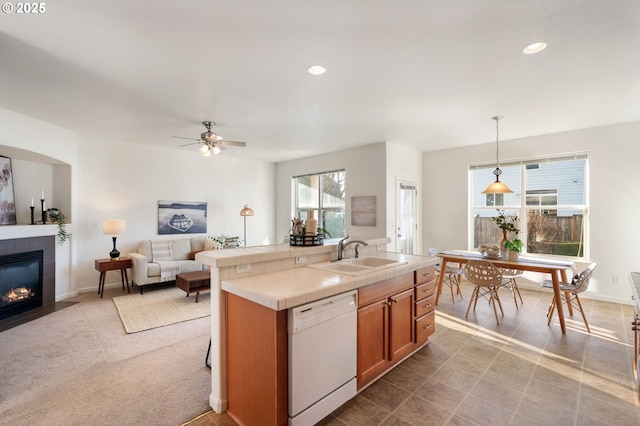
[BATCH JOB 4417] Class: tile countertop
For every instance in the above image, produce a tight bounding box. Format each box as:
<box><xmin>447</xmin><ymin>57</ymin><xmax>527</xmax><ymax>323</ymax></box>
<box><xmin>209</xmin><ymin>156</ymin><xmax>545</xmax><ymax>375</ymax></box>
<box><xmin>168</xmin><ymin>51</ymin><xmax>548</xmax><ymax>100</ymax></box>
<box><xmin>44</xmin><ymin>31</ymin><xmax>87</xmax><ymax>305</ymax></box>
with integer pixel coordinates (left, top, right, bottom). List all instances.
<box><xmin>196</xmin><ymin>238</ymin><xmax>390</xmax><ymax>268</ymax></box>
<box><xmin>219</xmin><ymin>252</ymin><xmax>438</xmax><ymax>311</ymax></box>
<box><xmin>630</xmin><ymin>272</ymin><xmax>640</xmax><ymax>311</ymax></box>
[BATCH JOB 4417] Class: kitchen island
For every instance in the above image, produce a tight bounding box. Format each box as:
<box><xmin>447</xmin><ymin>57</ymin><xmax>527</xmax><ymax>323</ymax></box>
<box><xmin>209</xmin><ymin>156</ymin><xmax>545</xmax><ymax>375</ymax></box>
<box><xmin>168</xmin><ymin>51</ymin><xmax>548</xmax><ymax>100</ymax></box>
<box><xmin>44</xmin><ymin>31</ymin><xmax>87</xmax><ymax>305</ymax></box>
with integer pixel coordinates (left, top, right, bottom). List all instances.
<box><xmin>196</xmin><ymin>239</ymin><xmax>437</xmax><ymax>425</ymax></box>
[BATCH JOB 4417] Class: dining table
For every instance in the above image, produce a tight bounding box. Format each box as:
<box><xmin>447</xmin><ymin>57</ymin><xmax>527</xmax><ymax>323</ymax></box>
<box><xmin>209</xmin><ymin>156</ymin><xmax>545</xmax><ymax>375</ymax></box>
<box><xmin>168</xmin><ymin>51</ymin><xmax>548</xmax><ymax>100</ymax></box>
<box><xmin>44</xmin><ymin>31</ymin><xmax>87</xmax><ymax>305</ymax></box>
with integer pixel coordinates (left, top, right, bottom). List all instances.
<box><xmin>436</xmin><ymin>250</ymin><xmax>576</xmax><ymax>334</ymax></box>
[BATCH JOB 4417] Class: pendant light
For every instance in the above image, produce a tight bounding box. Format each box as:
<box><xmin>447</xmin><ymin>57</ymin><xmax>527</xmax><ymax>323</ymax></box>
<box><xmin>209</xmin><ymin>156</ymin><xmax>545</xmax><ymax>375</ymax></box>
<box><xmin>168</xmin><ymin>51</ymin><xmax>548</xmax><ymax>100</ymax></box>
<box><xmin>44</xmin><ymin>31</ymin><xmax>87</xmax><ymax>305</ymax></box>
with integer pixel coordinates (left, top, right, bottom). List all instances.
<box><xmin>482</xmin><ymin>116</ymin><xmax>513</xmax><ymax>194</ymax></box>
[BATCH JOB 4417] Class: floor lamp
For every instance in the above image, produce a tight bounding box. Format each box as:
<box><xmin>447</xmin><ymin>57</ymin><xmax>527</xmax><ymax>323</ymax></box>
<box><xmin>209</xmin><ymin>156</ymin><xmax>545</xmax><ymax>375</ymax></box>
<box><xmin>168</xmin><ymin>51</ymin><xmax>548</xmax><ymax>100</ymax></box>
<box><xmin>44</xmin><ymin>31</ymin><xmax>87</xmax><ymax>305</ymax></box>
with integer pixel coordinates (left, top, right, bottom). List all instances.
<box><xmin>240</xmin><ymin>204</ymin><xmax>254</xmax><ymax>247</ymax></box>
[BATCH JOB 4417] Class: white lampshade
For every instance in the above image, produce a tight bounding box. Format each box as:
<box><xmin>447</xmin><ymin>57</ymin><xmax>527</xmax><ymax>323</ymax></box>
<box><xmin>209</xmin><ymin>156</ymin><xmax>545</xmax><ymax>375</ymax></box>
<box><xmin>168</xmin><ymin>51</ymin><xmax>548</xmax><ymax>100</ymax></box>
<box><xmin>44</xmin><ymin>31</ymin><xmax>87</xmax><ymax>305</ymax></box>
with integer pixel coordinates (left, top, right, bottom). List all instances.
<box><xmin>103</xmin><ymin>219</ymin><xmax>127</xmax><ymax>236</ymax></box>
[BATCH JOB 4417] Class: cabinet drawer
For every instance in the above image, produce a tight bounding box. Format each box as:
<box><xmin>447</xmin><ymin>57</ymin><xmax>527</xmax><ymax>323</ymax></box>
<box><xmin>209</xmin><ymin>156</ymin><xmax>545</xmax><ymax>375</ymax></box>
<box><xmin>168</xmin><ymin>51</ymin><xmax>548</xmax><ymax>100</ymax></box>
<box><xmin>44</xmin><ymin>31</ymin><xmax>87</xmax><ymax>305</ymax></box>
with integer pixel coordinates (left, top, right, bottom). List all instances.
<box><xmin>415</xmin><ymin>311</ymin><xmax>435</xmax><ymax>343</ymax></box>
<box><xmin>415</xmin><ymin>294</ymin><xmax>436</xmax><ymax>318</ymax></box>
<box><xmin>415</xmin><ymin>266</ymin><xmax>436</xmax><ymax>285</ymax></box>
<box><xmin>415</xmin><ymin>280</ymin><xmax>436</xmax><ymax>301</ymax></box>
<box><xmin>358</xmin><ymin>274</ymin><xmax>414</xmax><ymax>307</ymax></box>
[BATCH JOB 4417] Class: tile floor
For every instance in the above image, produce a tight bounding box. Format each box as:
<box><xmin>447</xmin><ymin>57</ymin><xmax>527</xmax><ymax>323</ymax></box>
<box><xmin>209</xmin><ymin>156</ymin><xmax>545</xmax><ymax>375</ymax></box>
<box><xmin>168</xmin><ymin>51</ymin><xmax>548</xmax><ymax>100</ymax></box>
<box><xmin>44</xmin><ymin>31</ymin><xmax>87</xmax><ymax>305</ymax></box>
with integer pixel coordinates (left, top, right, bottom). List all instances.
<box><xmin>186</xmin><ymin>282</ymin><xmax>640</xmax><ymax>426</ymax></box>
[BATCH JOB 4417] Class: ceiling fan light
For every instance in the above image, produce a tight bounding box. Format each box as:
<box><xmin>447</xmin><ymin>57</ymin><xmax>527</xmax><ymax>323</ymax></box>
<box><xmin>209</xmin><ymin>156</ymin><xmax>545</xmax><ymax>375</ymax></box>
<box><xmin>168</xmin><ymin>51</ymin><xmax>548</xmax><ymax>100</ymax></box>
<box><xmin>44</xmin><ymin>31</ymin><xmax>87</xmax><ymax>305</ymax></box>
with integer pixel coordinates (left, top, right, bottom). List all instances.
<box><xmin>200</xmin><ymin>144</ymin><xmax>211</xmax><ymax>156</ymax></box>
<box><xmin>212</xmin><ymin>145</ymin><xmax>222</xmax><ymax>155</ymax></box>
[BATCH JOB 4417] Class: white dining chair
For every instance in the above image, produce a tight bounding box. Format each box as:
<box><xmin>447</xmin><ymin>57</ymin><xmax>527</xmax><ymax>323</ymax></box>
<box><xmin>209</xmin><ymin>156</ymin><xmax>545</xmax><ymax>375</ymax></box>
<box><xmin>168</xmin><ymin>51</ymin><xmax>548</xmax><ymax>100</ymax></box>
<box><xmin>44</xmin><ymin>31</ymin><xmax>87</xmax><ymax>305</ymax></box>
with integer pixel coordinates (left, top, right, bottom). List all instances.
<box><xmin>464</xmin><ymin>260</ymin><xmax>505</xmax><ymax>324</ymax></box>
<box><xmin>542</xmin><ymin>262</ymin><xmax>596</xmax><ymax>333</ymax></box>
<box><xmin>435</xmin><ymin>263</ymin><xmax>465</xmax><ymax>303</ymax></box>
<box><xmin>499</xmin><ymin>268</ymin><xmax>524</xmax><ymax>309</ymax></box>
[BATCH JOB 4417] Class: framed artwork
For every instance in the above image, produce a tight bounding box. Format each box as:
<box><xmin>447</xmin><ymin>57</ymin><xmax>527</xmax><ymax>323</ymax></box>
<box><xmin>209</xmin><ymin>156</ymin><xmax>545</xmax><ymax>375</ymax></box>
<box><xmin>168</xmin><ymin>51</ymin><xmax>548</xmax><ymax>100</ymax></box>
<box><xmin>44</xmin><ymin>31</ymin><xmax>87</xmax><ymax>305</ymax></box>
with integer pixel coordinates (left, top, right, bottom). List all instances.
<box><xmin>351</xmin><ymin>195</ymin><xmax>376</xmax><ymax>226</ymax></box>
<box><xmin>0</xmin><ymin>156</ymin><xmax>16</xmax><ymax>225</ymax></box>
<box><xmin>158</xmin><ymin>201</ymin><xmax>207</xmax><ymax>235</ymax></box>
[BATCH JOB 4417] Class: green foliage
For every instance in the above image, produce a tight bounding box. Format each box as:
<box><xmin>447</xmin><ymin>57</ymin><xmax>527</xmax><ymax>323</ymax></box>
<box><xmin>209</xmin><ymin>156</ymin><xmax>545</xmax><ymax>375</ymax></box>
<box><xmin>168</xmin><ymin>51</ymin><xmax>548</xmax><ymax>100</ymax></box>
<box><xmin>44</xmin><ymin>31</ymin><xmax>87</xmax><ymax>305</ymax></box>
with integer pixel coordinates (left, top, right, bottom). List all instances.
<box><xmin>317</xmin><ymin>227</ymin><xmax>332</xmax><ymax>238</ymax></box>
<box><xmin>503</xmin><ymin>238</ymin><xmax>524</xmax><ymax>253</ymax></box>
<box><xmin>47</xmin><ymin>209</ymin><xmax>69</xmax><ymax>245</ymax></box>
<box><xmin>492</xmin><ymin>209</ymin><xmax>519</xmax><ymax>234</ymax></box>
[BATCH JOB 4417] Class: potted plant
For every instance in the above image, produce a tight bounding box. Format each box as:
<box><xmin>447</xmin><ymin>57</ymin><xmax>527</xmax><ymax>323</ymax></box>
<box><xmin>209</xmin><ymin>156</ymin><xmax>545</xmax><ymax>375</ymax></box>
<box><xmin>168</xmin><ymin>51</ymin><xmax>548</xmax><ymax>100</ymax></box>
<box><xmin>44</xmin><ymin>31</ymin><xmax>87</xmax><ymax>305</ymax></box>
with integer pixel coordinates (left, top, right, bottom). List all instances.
<box><xmin>503</xmin><ymin>238</ymin><xmax>524</xmax><ymax>261</ymax></box>
<box><xmin>492</xmin><ymin>209</ymin><xmax>519</xmax><ymax>256</ymax></box>
<box><xmin>47</xmin><ymin>208</ymin><xmax>70</xmax><ymax>245</ymax></box>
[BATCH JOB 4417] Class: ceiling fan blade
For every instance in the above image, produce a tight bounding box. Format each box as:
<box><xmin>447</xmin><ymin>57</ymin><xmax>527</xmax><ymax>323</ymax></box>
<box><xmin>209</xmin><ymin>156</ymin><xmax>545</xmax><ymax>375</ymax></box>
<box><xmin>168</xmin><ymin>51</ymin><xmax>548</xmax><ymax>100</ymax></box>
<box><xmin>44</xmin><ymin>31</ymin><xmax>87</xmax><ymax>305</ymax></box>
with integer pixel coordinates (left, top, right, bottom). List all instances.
<box><xmin>218</xmin><ymin>140</ymin><xmax>246</xmax><ymax>147</ymax></box>
<box><xmin>178</xmin><ymin>142</ymin><xmax>203</xmax><ymax>147</ymax></box>
<box><xmin>172</xmin><ymin>136</ymin><xmax>201</xmax><ymax>141</ymax></box>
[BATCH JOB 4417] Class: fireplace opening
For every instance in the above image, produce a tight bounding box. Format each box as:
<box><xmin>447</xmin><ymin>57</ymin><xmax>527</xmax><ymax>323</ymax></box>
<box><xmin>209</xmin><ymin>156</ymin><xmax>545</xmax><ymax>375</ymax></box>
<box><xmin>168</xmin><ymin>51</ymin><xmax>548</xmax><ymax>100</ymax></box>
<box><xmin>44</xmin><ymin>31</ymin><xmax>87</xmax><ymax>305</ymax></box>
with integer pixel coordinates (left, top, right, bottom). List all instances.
<box><xmin>0</xmin><ymin>250</ymin><xmax>43</xmax><ymax>320</ymax></box>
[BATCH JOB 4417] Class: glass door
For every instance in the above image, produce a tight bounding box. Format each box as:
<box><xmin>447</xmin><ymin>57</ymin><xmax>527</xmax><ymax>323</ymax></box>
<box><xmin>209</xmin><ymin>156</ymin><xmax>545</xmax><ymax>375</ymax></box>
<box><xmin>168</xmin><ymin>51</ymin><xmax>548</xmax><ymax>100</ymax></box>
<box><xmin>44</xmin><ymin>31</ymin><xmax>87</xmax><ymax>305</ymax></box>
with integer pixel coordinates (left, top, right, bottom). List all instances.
<box><xmin>396</xmin><ymin>180</ymin><xmax>417</xmax><ymax>254</ymax></box>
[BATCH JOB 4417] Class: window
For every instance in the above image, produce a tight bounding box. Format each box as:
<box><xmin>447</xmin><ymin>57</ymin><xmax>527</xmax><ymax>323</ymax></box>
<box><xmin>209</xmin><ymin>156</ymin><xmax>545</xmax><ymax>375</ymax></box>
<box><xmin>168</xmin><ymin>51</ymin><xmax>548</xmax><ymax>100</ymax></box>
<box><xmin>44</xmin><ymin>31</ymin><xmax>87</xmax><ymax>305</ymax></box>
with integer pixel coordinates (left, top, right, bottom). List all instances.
<box><xmin>485</xmin><ymin>193</ymin><xmax>504</xmax><ymax>207</ymax></box>
<box><xmin>470</xmin><ymin>154</ymin><xmax>588</xmax><ymax>259</ymax></box>
<box><xmin>293</xmin><ymin>169</ymin><xmax>346</xmax><ymax>239</ymax></box>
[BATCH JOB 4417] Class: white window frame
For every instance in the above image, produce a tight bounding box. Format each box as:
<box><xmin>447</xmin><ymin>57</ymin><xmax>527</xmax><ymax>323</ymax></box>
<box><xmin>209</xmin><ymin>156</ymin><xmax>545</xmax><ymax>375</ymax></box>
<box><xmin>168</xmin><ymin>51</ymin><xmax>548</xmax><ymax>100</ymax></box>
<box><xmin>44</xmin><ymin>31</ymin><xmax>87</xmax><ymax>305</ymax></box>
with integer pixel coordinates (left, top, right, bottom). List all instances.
<box><xmin>292</xmin><ymin>169</ymin><xmax>346</xmax><ymax>239</ymax></box>
<box><xmin>469</xmin><ymin>153</ymin><xmax>589</xmax><ymax>260</ymax></box>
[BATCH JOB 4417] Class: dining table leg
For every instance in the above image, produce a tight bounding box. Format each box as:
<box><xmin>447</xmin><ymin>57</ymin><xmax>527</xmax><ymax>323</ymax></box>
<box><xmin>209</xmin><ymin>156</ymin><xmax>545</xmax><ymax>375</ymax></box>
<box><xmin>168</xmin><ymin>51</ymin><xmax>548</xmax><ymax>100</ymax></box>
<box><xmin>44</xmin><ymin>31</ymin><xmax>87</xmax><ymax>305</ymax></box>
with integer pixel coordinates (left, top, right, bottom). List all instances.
<box><xmin>552</xmin><ymin>270</ymin><xmax>567</xmax><ymax>334</ymax></box>
<box><xmin>435</xmin><ymin>259</ymin><xmax>448</xmax><ymax>305</ymax></box>
<box><xmin>559</xmin><ymin>269</ymin><xmax>573</xmax><ymax>316</ymax></box>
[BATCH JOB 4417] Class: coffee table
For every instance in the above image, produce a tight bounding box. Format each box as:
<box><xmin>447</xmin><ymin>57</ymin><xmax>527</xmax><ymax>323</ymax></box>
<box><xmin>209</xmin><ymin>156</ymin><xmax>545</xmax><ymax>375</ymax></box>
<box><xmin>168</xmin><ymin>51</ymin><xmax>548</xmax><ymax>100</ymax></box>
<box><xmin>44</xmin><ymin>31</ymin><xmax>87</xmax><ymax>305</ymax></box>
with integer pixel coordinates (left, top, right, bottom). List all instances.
<box><xmin>176</xmin><ymin>270</ymin><xmax>211</xmax><ymax>302</ymax></box>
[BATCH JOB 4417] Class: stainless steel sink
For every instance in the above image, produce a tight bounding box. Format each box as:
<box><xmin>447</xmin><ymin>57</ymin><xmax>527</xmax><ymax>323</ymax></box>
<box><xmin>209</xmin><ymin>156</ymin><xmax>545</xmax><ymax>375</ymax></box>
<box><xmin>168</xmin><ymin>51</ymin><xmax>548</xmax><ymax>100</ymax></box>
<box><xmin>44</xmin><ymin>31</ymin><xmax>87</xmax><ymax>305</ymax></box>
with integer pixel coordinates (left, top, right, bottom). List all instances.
<box><xmin>307</xmin><ymin>257</ymin><xmax>407</xmax><ymax>276</ymax></box>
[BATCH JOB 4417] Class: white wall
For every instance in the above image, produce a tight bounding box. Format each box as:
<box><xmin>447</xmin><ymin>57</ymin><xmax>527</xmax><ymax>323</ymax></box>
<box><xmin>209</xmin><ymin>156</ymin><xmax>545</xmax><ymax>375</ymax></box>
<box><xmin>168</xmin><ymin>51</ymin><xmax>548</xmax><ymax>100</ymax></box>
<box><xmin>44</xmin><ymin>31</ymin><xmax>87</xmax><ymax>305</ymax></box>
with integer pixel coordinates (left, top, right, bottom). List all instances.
<box><xmin>275</xmin><ymin>143</ymin><xmax>388</xmax><ymax>242</ymax></box>
<box><xmin>0</xmin><ymin>107</ymin><xmax>78</xmax><ymax>300</ymax></box>
<box><xmin>423</xmin><ymin>121</ymin><xmax>640</xmax><ymax>304</ymax></box>
<box><xmin>0</xmin><ymin>107</ymin><xmax>276</xmax><ymax>296</ymax></box>
<box><xmin>73</xmin><ymin>135</ymin><xmax>276</xmax><ymax>292</ymax></box>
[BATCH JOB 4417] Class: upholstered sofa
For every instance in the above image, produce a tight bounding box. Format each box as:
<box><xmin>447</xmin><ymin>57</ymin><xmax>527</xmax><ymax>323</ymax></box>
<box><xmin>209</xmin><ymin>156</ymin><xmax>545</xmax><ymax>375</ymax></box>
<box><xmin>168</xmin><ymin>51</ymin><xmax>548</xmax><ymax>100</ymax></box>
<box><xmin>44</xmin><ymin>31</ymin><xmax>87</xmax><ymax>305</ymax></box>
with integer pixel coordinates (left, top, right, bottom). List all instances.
<box><xmin>128</xmin><ymin>236</ymin><xmax>209</xmax><ymax>293</ymax></box>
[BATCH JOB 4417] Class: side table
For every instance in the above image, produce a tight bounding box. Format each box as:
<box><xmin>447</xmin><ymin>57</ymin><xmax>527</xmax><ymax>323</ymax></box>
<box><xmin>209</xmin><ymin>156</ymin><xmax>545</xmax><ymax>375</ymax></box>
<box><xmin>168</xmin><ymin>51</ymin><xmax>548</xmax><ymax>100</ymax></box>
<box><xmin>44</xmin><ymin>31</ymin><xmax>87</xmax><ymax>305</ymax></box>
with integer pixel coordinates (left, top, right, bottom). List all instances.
<box><xmin>95</xmin><ymin>257</ymin><xmax>132</xmax><ymax>298</ymax></box>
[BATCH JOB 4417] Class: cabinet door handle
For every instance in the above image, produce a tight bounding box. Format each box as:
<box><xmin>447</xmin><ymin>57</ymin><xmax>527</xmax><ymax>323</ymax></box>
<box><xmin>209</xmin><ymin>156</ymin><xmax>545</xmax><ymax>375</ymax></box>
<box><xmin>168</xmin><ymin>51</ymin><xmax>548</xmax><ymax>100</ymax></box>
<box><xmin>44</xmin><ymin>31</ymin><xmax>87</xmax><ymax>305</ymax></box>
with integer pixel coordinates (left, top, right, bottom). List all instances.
<box><xmin>386</xmin><ymin>300</ymin><xmax>392</xmax><ymax>306</ymax></box>
<box><xmin>423</xmin><ymin>324</ymin><xmax>432</xmax><ymax>330</ymax></box>
<box><xmin>390</xmin><ymin>298</ymin><xmax>398</xmax><ymax>303</ymax></box>
<box><xmin>423</xmin><ymin>303</ymin><xmax>432</xmax><ymax>309</ymax></box>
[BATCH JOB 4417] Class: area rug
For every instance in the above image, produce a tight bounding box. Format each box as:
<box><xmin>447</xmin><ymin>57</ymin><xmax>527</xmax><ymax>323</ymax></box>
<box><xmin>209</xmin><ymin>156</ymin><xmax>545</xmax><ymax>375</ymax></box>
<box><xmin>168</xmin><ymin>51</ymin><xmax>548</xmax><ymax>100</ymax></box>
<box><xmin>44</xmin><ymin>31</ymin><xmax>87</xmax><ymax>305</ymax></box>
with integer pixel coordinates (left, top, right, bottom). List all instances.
<box><xmin>113</xmin><ymin>287</ymin><xmax>210</xmax><ymax>333</ymax></box>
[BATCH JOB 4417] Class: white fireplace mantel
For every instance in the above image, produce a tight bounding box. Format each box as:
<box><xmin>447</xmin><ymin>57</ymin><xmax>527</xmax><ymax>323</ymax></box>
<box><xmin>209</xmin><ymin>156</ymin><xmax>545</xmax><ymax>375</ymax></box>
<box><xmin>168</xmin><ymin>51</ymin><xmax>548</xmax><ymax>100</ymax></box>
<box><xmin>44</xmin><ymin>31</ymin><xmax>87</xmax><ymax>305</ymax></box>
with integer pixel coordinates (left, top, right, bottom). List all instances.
<box><xmin>0</xmin><ymin>224</ymin><xmax>58</xmax><ymax>241</ymax></box>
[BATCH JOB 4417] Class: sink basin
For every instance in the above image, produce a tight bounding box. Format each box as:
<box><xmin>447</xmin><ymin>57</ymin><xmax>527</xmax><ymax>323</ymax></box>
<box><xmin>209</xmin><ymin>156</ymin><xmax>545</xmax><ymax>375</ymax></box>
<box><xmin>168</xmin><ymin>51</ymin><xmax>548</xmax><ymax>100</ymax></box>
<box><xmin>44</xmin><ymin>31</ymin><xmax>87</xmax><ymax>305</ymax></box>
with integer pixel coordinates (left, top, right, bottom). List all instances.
<box><xmin>307</xmin><ymin>262</ymin><xmax>372</xmax><ymax>275</ymax></box>
<box><xmin>307</xmin><ymin>257</ymin><xmax>407</xmax><ymax>276</ymax></box>
<box><xmin>351</xmin><ymin>257</ymin><xmax>402</xmax><ymax>268</ymax></box>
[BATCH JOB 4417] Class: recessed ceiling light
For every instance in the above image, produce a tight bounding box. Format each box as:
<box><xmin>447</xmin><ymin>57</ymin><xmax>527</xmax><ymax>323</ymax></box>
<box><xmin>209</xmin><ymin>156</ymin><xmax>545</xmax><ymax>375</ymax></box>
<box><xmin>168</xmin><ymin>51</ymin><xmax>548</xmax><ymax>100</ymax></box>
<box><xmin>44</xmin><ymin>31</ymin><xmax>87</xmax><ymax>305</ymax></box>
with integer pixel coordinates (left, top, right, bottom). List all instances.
<box><xmin>523</xmin><ymin>41</ymin><xmax>547</xmax><ymax>54</ymax></box>
<box><xmin>307</xmin><ymin>65</ymin><xmax>327</xmax><ymax>75</ymax></box>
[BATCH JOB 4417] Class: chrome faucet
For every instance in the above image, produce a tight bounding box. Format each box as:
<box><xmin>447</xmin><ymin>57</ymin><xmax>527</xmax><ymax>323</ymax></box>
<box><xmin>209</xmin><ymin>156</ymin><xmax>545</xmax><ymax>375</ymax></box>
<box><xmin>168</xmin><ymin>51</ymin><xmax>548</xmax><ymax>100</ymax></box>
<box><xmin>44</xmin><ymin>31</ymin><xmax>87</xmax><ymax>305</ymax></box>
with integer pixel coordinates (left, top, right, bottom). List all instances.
<box><xmin>338</xmin><ymin>235</ymin><xmax>368</xmax><ymax>260</ymax></box>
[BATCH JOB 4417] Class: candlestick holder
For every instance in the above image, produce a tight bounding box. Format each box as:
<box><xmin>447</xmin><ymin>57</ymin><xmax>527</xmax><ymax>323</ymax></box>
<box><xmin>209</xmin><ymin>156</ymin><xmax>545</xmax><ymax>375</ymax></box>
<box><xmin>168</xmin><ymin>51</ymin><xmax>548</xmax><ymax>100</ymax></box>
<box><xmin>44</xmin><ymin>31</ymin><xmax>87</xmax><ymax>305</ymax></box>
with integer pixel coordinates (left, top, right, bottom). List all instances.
<box><xmin>30</xmin><ymin>206</ymin><xmax>35</xmax><ymax>225</ymax></box>
<box><xmin>41</xmin><ymin>199</ymin><xmax>46</xmax><ymax>224</ymax></box>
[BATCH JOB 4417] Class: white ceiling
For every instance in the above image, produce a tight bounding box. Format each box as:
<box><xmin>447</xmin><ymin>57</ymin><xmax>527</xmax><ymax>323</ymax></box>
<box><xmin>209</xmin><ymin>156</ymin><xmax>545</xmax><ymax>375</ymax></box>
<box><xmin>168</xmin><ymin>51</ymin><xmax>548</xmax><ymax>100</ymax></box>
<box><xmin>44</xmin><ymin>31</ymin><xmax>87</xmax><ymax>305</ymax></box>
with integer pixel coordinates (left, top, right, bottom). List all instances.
<box><xmin>1</xmin><ymin>1</ymin><xmax>639</xmax><ymax>163</ymax></box>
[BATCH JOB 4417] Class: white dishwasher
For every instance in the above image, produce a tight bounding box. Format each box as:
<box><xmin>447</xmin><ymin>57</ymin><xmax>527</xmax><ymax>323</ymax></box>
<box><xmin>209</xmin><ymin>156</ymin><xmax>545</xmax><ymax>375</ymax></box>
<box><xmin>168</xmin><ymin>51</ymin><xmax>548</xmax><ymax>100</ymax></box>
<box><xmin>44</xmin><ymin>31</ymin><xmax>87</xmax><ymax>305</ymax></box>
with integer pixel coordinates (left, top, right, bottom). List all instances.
<box><xmin>288</xmin><ymin>290</ymin><xmax>358</xmax><ymax>426</ymax></box>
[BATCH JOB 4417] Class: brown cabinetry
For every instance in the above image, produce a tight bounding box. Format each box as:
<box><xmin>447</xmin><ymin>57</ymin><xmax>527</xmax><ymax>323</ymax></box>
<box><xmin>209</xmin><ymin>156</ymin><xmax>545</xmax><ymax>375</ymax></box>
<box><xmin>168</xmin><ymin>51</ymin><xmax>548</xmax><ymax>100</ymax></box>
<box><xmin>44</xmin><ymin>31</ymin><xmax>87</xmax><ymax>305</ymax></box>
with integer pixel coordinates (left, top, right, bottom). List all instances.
<box><xmin>633</xmin><ymin>305</ymin><xmax>640</xmax><ymax>401</ymax></box>
<box><xmin>227</xmin><ymin>293</ymin><xmax>288</xmax><ymax>426</ymax></box>
<box><xmin>630</xmin><ymin>272</ymin><xmax>640</xmax><ymax>401</ymax></box>
<box><xmin>357</xmin><ymin>298</ymin><xmax>389</xmax><ymax>386</ymax></box>
<box><xmin>357</xmin><ymin>267</ymin><xmax>436</xmax><ymax>389</ymax></box>
<box><xmin>414</xmin><ymin>266</ymin><xmax>437</xmax><ymax>344</ymax></box>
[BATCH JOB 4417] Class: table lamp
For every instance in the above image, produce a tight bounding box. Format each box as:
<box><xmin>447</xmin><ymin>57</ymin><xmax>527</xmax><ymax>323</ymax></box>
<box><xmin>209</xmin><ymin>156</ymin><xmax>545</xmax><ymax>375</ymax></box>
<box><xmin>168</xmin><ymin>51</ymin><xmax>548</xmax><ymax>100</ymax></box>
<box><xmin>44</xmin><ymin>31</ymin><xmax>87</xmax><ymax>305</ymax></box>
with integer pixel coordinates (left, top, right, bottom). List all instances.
<box><xmin>103</xmin><ymin>219</ymin><xmax>126</xmax><ymax>259</ymax></box>
<box><xmin>240</xmin><ymin>205</ymin><xmax>254</xmax><ymax>247</ymax></box>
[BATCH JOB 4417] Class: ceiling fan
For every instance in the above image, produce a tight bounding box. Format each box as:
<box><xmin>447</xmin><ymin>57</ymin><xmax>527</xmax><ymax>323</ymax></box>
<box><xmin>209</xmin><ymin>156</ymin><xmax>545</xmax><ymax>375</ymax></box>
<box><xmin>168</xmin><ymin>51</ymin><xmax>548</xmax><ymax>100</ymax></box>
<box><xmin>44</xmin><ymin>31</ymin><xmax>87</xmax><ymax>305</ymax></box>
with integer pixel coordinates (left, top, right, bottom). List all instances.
<box><xmin>173</xmin><ymin>121</ymin><xmax>246</xmax><ymax>156</ymax></box>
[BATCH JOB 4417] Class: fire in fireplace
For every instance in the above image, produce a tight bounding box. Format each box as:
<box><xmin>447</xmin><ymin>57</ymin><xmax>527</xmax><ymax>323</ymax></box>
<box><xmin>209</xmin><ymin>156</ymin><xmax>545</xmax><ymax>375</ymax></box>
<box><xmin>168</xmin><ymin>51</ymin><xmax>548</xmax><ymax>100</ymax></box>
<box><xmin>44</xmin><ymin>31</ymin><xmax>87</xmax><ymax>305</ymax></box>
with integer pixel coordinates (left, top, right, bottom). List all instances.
<box><xmin>0</xmin><ymin>250</ymin><xmax>43</xmax><ymax>320</ymax></box>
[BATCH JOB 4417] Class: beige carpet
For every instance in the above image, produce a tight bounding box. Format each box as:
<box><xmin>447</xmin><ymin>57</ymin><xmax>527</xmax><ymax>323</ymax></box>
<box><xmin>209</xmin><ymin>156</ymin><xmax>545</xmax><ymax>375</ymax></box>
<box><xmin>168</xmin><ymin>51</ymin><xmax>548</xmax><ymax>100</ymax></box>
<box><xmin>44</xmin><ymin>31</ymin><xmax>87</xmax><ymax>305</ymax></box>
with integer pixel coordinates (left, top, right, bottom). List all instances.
<box><xmin>113</xmin><ymin>287</ymin><xmax>210</xmax><ymax>333</ymax></box>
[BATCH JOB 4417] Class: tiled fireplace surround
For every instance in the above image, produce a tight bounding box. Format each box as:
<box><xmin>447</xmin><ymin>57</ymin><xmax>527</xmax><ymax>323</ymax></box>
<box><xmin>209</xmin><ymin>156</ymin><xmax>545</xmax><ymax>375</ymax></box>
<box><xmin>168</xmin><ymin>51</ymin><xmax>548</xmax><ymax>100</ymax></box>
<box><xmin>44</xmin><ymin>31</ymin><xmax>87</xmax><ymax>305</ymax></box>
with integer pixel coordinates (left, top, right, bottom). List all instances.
<box><xmin>0</xmin><ymin>235</ymin><xmax>56</xmax><ymax>319</ymax></box>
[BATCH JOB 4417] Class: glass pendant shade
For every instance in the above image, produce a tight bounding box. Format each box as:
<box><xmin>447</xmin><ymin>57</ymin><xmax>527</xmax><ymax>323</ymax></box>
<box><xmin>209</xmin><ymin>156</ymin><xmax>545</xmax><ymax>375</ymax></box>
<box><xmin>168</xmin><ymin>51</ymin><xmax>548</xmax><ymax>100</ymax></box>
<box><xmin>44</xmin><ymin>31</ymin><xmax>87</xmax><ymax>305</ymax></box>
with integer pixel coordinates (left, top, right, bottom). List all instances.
<box><xmin>482</xmin><ymin>178</ymin><xmax>513</xmax><ymax>194</ymax></box>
